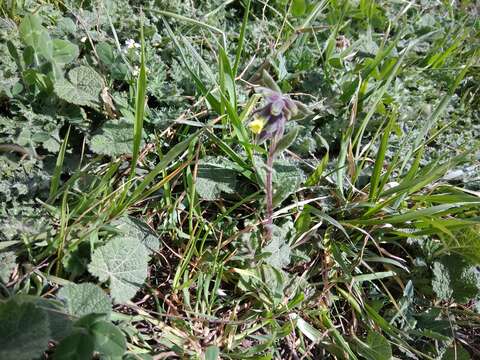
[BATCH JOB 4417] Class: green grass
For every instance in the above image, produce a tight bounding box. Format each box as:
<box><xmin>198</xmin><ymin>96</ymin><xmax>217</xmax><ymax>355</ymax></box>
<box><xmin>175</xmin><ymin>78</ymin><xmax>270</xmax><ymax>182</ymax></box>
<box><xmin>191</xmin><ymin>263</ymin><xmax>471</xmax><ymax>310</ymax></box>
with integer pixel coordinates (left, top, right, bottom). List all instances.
<box><xmin>0</xmin><ymin>0</ymin><xmax>479</xmax><ymax>359</ymax></box>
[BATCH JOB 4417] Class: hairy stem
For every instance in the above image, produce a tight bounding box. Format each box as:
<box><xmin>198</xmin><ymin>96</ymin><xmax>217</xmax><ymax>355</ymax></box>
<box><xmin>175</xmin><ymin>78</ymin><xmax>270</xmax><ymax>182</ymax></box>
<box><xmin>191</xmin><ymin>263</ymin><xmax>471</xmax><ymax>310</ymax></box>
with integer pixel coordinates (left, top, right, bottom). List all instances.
<box><xmin>265</xmin><ymin>138</ymin><xmax>277</xmax><ymax>240</ymax></box>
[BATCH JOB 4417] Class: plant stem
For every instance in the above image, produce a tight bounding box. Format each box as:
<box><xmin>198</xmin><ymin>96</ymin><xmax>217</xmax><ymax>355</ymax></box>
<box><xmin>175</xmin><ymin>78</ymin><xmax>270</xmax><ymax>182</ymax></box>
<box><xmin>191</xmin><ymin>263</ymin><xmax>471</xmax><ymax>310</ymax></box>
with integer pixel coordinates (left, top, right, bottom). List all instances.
<box><xmin>265</xmin><ymin>138</ymin><xmax>277</xmax><ymax>240</ymax></box>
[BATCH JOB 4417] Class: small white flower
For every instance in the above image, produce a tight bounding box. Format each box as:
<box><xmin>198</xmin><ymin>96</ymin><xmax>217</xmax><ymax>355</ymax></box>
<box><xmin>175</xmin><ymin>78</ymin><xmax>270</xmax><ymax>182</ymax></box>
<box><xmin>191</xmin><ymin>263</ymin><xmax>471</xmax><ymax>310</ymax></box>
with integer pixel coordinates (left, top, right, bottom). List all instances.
<box><xmin>125</xmin><ymin>39</ymin><xmax>140</xmax><ymax>49</ymax></box>
<box><xmin>216</xmin><ymin>288</ymin><xmax>227</xmax><ymax>296</ymax></box>
<box><xmin>80</xmin><ymin>36</ymin><xmax>87</xmax><ymax>43</ymax></box>
<box><xmin>132</xmin><ymin>65</ymin><xmax>140</xmax><ymax>76</ymax></box>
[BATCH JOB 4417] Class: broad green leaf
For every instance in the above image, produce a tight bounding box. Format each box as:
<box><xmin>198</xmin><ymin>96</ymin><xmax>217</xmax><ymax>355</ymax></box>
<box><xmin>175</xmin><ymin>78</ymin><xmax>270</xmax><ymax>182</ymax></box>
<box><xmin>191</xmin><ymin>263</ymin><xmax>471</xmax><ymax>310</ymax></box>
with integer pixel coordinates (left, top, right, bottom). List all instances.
<box><xmin>205</xmin><ymin>345</ymin><xmax>220</xmax><ymax>360</ymax></box>
<box><xmin>354</xmin><ymin>331</ymin><xmax>392</xmax><ymax>360</ymax></box>
<box><xmin>0</xmin><ymin>251</ymin><xmax>16</xmax><ymax>283</ymax></box>
<box><xmin>88</xmin><ymin>236</ymin><xmax>149</xmax><ymax>304</ymax></box>
<box><xmin>195</xmin><ymin>157</ymin><xmax>238</xmax><ymax>200</ymax></box>
<box><xmin>97</xmin><ymin>42</ymin><xmax>128</xmax><ymax>80</ymax></box>
<box><xmin>273</xmin><ymin>160</ymin><xmax>305</xmax><ymax>205</ymax></box>
<box><xmin>15</xmin><ymin>295</ymin><xmax>73</xmax><ymax>342</ymax></box>
<box><xmin>441</xmin><ymin>345</ymin><xmax>471</xmax><ymax>360</ymax></box>
<box><xmin>111</xmin><ymin>216</ymin><xmax>160</xmax><ymax>254</ymax></box>
<box><xmin>58</xmin><ymin>283</ymin><xmax>112</xmax><ymax>318</ymax></box>
<box><xmin>291</xmin><ymin>0</ymin><xmax>307</xmax><ymax>17</ymax></box>
<box><xmin>19</xmin><ymin>14</ymin><xmax>53</xmax><ymax>61</ymax></box>
<box><xmin>75</xmin><ymin>313</ymin><xmax>109</xmax><ymax>329</ymax></box>
<box><xmin>53</xmin><ymin>329</ymin><xmax>94</xmax><ymax>360</ymax></box>
<box><xmin>90</xmin><ymin>320</ymin><xmax>127</xmax><ymax>357</ymax></box>
<box><xmin>97</xmin><ymin>41</ymin><xmax>116</xmax><ymax>66</ymax></box>
<box><xmin>254</xmin><ymin>158</ymin><xmax>304</xmax><ymax>205</ymax></box>
<box><xmin>52</xmin><ymin>39</ymin><xmax>79</xmax><ymax>64</ymax></box>
<box><xmin>432</xmin><ymin>255</ymin><xmax>480</xmax><ymax>303</ymax></box>
<box><xmin>90</xmin><ymin>118</ymin><xmax>137</xmax><ymax>156</ymax></box>
<box><xmin>0</xmin><ymin>299</ymin><xmax>50</xmax><ymax>360</ymax></box>
<box><xmin>54</xmin><ymin>66</ymin><xmax>104</xmax><ymax>107</ymax></box>
<box><xmin>263</xmin><ymin>224</ymin><xmax>291</xmax><ymax>269</ymax></box>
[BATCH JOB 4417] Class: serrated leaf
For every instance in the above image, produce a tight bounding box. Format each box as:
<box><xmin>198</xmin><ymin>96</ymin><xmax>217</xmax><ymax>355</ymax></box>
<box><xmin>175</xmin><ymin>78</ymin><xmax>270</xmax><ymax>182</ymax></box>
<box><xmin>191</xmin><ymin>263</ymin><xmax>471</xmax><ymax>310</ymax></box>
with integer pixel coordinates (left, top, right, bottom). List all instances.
<box><xmin>0</xmin><ymin>299</ymin><xmax>50</xmax><ymax>360</ymax></box>
<box><xmin>263</xmin><ymin>224</ymin><xmax>291</xmax><ymax>269</ymax></box>
<box><xmin>90</xmin><ymin>321</ymin><xmax>127</xmax><ymax>357</ymax></box>
<box><xmin>196</xmin><ymin>157</ymin><xmax>238</xmax><ymax>200</ymax></box>
<box><xmin>55</xmin><ymin>66</ymin><xmax>104</xmax><ymax>107</ymax></box>
<box><xmin>53</xmin><ymin>329</ymin><xmax>94</xmax><ymax>360</ymax></box>
<box><xmin>0</xmin><ymin>251</ymin><xmax>16</xmax><ymax>283</ymax></box>
<box><xmin>58</xmin><ymin>283</ymin><xmax>112</xmax><ymax>318</ymax></box>
<box><xmin>111</xmin><ymin>216</ymin><xmax>160</xmax><ymax>254</ymax></box>
<box><xmin>89</xmin><ymin>118</ymin><xmax>137</xmax><ymax>156</ymax></box>
<box><xmin>88</xmin><ymin>236</ymin><xmax>149</xmax><ymax>304</ymax></box>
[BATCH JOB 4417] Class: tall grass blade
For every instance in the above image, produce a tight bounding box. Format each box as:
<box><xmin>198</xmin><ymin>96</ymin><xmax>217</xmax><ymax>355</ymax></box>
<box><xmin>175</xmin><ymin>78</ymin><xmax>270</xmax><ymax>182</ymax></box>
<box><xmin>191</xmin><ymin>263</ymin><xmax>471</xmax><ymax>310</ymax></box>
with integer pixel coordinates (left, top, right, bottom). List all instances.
<box><xmin>48</xmin><ymin>125</ymin><xmax>70</xmax><ymax>203</ymax></box>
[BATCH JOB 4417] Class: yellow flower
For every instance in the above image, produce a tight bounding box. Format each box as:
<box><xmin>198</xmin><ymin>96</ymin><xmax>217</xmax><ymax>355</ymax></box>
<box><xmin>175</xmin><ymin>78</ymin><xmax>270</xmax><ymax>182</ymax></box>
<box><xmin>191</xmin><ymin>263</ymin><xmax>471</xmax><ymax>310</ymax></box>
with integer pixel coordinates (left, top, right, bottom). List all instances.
<box><xmin>248</xmin><ymin>116</ymin><xmax>265</xmax><ymax>134</ymax></box>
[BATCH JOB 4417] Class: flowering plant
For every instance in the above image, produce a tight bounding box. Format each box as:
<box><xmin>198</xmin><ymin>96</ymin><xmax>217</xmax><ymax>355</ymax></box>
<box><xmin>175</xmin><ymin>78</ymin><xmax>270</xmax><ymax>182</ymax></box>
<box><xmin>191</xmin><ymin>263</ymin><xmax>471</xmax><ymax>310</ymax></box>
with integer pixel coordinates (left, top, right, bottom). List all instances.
<box><xmin>248</xmin><ymin>72</ymin><xmax>310</xmax><ymax>239</ymax></box>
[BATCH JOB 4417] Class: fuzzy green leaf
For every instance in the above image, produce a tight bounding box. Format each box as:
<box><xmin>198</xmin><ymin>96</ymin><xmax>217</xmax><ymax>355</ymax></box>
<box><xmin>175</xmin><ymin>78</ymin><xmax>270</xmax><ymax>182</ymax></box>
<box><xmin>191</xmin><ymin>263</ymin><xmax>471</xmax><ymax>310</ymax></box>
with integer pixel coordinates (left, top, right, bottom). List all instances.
<box><xmin>90</xmin><ymin>321</ymin><xmax>127</xmax><ymax>357</ymax></box>
<box><xmin>111</xmin><ymin>216</ymin><xmax>160</xmax><ymax>254</ymax></box>
<box><xmin>263</xmin><ymin>224</ymin><xmax>291</xmax><ymax>269</ymax></box>
<box><xmin>15</xmin><ymin>295</ymin><xmax>73</xmax><ymax>342</ymax></box>
<box><xmin>195</xmin><ymin>157</ymin><xmax>238</xmax><ymax>200</ymax></box>
<box><xmin>19</xmin><ymin>14</ymin><xmax>53</xmax><ymax>61</ymax></box>
<box><xmin>0</xmin><ymin>251</ymin><xmax>16</xmax><ymax>283</ymax></box>
<box><xmin>354</xmin><ymin>331</ymin><xmax>392</xmax><ymax>360</ymax></box>
<box><xmin>90</xmin><ymin>118</ymin><xmax>138</xmax><ymax>156</ymax></box>
<box><xmin>0</xmin><ymin>299</ymin><xmax>50</xmax><ymax>360</ymax></box>
<box><xmin>53</xmin><ymin>329</ymin><xmax>94</xmax><ymax>360</ymax></box>
<box><xmin>432</xmin><ymin>255</ymin><xmax>480</xmax><ymax>304</ymax></box>
<box><xmin>272</xmin><ymin>160</ymin><xmax>305</xmax><ymax>206</ymax></box>
<box><xmin>291</xmin><ymin>0</ymin><xmax>307</xmax><ymax>17</ymax></box>
<box><xmin>52</xmin><ymin>39</ymin><xmax>79</xmax><ymax>64</ymax></box>
<box><xmin>58</xmin><ymin>283</ymin><xmax>112</xmax><ymax>318</ymax></box>
<box><xmin>88</xmin><ymin>236</ymin><xmax>149</xmax><ymax>304</ymax></box>
<box><xmin>54</xmin><ymin>66</ymin><xmax>104</xmax><ymax>107</ymax></box>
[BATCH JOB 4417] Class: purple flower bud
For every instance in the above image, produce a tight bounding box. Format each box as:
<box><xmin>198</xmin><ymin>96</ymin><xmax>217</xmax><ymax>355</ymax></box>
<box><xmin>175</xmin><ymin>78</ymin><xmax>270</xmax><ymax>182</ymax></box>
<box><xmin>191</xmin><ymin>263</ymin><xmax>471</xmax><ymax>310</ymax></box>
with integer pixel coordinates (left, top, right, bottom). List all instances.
<box><xmin>252</xmin><ymin>87</ymin><xmax>298</xmax><ymax>142</ymax></box>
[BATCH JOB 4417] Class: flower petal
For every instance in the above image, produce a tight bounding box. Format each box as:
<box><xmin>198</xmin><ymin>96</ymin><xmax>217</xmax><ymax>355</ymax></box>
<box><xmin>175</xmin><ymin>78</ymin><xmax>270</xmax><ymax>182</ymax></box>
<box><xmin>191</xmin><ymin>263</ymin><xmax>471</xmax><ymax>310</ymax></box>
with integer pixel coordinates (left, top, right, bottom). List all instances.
<box><xmin>270</xmin><ymin>99</ymin><xmax>285</xmax><ymax>116</ymax></box>
<box><xmin>248</xmin><ymin>117</ymin><xmax>265</xmax><ymax>134</ymax></box>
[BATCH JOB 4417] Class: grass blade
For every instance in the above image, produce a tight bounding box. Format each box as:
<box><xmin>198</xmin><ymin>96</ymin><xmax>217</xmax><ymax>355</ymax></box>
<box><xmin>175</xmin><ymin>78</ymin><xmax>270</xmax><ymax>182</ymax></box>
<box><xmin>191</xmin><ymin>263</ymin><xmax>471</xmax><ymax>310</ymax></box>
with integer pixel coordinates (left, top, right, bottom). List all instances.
<box><xmin>48</xmin><ymin>126</ymin><xmax>70</xmax><ymax>203</ymax></box>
